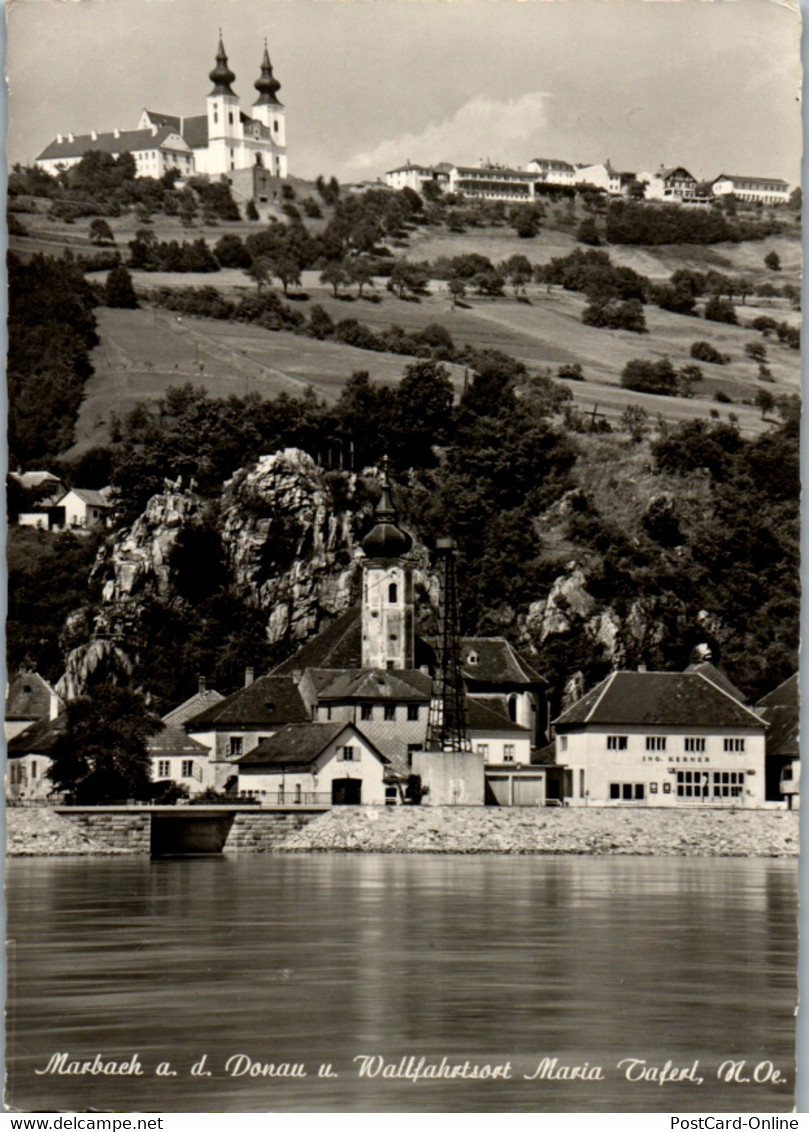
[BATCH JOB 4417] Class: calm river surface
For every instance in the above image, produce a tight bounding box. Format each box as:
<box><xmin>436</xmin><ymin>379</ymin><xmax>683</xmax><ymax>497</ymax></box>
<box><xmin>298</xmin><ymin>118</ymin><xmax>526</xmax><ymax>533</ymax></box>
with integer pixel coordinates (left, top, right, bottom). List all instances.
<box><xmin>6</xmin><ymin>855</ymin><xmax>797</xmax><ymax>1113</ymax></box>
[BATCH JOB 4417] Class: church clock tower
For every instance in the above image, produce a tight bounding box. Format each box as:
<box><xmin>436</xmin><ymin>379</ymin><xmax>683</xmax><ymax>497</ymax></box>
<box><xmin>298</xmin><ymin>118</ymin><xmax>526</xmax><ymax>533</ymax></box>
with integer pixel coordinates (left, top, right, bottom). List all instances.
<box><xmin>360</xmin><ymin>468</ymin><xmax>415</xmax><ymax>671</ymax></box>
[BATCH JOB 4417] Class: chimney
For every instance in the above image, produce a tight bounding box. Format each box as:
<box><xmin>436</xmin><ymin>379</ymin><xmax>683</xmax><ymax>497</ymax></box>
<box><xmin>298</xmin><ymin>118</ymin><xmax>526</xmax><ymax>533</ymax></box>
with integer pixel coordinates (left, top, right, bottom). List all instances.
<box><xmin>198</xmin><ymin>675</ymin><xmax>207</xmax><ymax>695</ymax></box>
<box><xmin>90</xmin><ymin>129</ymin><xmax>98</xmax><ymax>141</ymax></box>
<box><xmin>245</xmin><ymin>667</ymin><xmax>255</xmax><ymax>687</ymax></box>
<box><xmin>67</xmin><ymin>132</ymin><xmax>74</xmax><ymax>143</ymax></box>
<box><xmin>292</xmin><ymin>669</ymin><xmax>302</xmax><ymax>685</ymax></box>
<box><xmin>151</xmin><ymin>124</ymin><xmax>158</xmax><ymax>137</ymax></box>
<box><xmin>113</xmin><ymin>127</ymin><xmax>120</xmax><ymax>139</ymax></box>
<box><xmin>56</xmin><ymin>133</ymin><xmax>63</xmax><ymax>145</ymax></box>
<box><xmin>49</xmin><ymin>692</ymin><xmax>60</xmax><ymax>721</ymax></box>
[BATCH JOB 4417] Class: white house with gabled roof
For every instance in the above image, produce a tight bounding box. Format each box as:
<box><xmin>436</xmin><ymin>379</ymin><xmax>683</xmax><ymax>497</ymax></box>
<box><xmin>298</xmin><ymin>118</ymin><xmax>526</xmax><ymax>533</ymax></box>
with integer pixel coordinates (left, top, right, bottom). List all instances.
<box><xmin>553</xmin><ymin>670</ymin><xmax>767</xmax><ymax>807</ymax></box>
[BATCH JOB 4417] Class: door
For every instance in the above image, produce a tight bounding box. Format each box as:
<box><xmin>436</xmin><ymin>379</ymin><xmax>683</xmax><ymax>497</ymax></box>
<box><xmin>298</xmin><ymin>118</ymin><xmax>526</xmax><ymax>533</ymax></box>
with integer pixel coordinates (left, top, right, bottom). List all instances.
<box><xmin>332</xmin><ymin>778</ymin><xmax>362</xmax><ymax>805</ymax></box>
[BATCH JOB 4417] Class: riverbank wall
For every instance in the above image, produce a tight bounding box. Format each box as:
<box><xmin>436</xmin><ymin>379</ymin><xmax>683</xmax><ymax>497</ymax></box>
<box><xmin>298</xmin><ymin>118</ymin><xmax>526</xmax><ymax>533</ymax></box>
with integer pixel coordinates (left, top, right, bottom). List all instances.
<box><xmin>6</xmin><ymin>804</ymin><xmax>800</xmax><ymax>857</ymax></box>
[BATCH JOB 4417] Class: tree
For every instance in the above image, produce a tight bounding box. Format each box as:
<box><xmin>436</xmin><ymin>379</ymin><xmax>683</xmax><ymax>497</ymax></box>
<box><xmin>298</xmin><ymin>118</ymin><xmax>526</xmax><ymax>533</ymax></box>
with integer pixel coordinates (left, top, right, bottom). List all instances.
<box><xmin>422</xmin><ymin>179</ymin><xmax>443</xmax><ymax>203</ymax></box>
<box><xmin>509</xmin><ymin>203</ymin><xmax>542</xmax><ymax>239</ymax></box>
<box><xmin>270</xmin><ymin>254</ymin><xmax>301</xmax><ymax>295</ymax></box>
<box><xmin>104</xmin><ymin>265</ymin><xmax>138</xmax><ymax>308</ymax></box>
<box><xmin>577</xmin><ymin>217</ymin><xmax>601</xmax><ymax>246</ymax></box>
<box><xmin>745</xmin><ymin>341</ymin><xmax>767</xmax><ymax>364</ymax></box>
<box><xmin>244</xmin><ymin>256</ymin><xmax>273</xmax><ymax>294</ymax></box>
<box><xmin>320</xmin><ymin>260</ymin><xmax>350</xmax><ymax>297</ymax></box>
<box><xmin>89</xmin><ymin>218</ymin><xmax>115</xmax><ymax>245</ymax></box>
<box><xmin>245</xmin><ymin>199</ymin><xmax>259</xmax><ymax>221</ymax></box>
<box><xmin>448</xmin><ymin>277</ymin><xmax>466</xmax><ymax>308</ymax></box>
<box><xmin>347</xmin><ymin>255</ymin><xmax>376</xmax><ymax>298</ymax></box>
<box><xmin>620</xmin><ymin>404</ymin><xmax>649</xmax><ymax>443</ymax></box>
<box><xmin>755</xmin><ymin>388</ymin><xmax>775</xmax><ymax>419</ymax></box>
<box><xmin>47</xmin><ymin>685</ymin><xmax>161</xmax><ymax>804</ymax></box>
<box><xmin>620</xmin><ymin>357</ymin><xmax>679</xmax><ymax>396</ymax></box>
<box><xmin>764</xmin><ymin>251</ymin><xmax>781</xmax><ymax>271</ymax></box>
<box><xmin>704</xmin><ymin>295</ymin><xmax>738</xmax><ymax>325</ymax></box>
<box><xmin>677</xmin><ymin>364</ymin><xmax>703</xmax><ymax>398</ymax></box>
<box><xmin>690</xmin><ymin>340</ymin><xmax>727</xmax><ymax>365</ymax></box>
<box><xmin>391</xmin><ymin>360</ymin><xmax>455</xmax><ymax>468</ymax></box>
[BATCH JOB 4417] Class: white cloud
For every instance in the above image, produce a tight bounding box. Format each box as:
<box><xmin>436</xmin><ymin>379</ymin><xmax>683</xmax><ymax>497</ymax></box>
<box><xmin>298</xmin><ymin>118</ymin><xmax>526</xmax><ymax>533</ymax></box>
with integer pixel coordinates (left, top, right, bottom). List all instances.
<box><xmin>345</xmin><ymin>91</ymin><xmax>552</xmax><ymax>179</ymax></box>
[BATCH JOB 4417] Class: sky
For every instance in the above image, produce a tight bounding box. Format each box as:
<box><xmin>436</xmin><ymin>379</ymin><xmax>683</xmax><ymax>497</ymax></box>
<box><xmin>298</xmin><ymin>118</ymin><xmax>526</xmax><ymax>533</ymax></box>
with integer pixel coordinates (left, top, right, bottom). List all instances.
<box><xmin>5</xmin><ymin>0</ymin><xmax>803</xmax><ymax>186</ymax></box>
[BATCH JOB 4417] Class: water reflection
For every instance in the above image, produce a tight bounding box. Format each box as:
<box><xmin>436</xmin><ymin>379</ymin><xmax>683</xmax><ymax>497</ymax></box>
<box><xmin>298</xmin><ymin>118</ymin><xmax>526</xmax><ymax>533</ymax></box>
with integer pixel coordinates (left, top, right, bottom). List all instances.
<box><xmin>6</xmin><ymin>855</ymin><xmax>797</xmax><ymax>1113</ymax></box>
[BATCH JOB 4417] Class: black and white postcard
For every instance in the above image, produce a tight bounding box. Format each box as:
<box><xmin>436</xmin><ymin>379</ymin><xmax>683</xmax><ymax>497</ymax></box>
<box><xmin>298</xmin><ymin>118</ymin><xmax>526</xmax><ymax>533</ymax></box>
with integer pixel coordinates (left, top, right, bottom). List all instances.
<box><xmin>4</xmin><ymin>0</ymin><xmax>802</xmax><ymax>1115</ymax></box>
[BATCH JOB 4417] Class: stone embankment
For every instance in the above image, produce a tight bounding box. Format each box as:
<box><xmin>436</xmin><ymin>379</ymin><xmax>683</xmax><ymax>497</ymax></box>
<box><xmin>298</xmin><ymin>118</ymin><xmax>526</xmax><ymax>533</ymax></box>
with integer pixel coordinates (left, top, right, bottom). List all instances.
<box><xmin>278</xmin><ymin>806</ymin><xmax>800</xmax><ymax>857</ymax></box>
<box><xmin>6</xmin><ymin>807</ymin><xmax>133</xmax><ymax>856</ymax></box>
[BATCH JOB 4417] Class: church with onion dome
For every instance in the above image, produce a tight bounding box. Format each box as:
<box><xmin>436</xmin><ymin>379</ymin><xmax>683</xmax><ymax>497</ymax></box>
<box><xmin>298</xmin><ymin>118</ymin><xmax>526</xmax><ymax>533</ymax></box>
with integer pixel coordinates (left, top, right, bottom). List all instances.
<box><xmin>36</xmin><ymin>34</ymin><xmax>287</xmax><ymax>182</ymax></box>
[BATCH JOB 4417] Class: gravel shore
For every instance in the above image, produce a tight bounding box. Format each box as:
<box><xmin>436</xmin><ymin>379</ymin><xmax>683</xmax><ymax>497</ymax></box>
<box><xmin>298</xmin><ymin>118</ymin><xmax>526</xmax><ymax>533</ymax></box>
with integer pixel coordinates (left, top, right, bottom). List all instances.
<box><xmin>6</xmin><ymin>807</ymin><xmax>133</xmax><ymax>856</ymax></box>
<box><xmin>278</xmin><ymin>805</ymin><xmax>800</xmax><ymax>857</ymax></box>
<box><xmin>4</xmin><ymin>804</ymin><xmax>800</xmax><ymax>857</ymax></box>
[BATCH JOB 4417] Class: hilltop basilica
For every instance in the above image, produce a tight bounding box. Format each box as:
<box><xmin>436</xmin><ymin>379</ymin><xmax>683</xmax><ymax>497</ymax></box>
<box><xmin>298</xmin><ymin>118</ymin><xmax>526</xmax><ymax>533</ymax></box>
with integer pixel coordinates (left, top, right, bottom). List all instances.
<box><xmin>36</xmin><ymin>35</ymin><xmax>288</xmax><ymax>185</ymax></box>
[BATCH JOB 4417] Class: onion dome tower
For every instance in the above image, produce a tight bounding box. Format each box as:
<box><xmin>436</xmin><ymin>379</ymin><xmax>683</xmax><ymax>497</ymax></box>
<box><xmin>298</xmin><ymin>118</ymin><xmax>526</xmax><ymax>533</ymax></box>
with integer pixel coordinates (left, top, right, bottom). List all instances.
<box><xmin>252</xmin><ymin>39</ymin><xmax>287</xmax><ymax>177</ymax></box>
<box><xmin>360</xmin><ymin>461</ymin><xmax>414</xmax><ymax>671</ymax></box>
<box><xmin>253</xmin><ymin>43</ymin><xmax>282</xmax><ymax>106</ymax></box>
<box><xmin>206</xmin><ymin>32</ymin><xmax>241</xmax><ymax>174</ymax></box>
<box><xmin>209</xmin><ymin>33</ymin><xmax>237</xmax><ymax>95</ymax></box>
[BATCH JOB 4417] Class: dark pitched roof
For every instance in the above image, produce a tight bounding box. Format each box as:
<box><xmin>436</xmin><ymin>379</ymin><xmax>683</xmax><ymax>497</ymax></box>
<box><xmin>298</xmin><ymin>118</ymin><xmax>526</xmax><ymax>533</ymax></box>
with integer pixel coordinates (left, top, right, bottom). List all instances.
<box><xmin>60</xmin><ymin>488</ymin><xmax>111</xmax><ymax>508</ymax></box>
<box><xmin>272</xmin><ymin>606</ymin><xmax>363</xmax><ymax>673</ymax></box>
<box><xmin>757</xmin><ymin>673</ymin><xmax>799</xmax><ymax>709</ymax></box>
<box><xmin>7</xmin><ymin>713</ymin><xmax>68</xmax><ymax>756</ymax></box>
<box><xmin>148</xmin><ymin>724</ymin><xmax>209</xmax><ymax>756</ymax></box>
<box><xmin>180</xmin><ymin>115</ymin><xmax>209</xmax><ymax>149</ymax></box>
<box><xmin>316</xmin><ymin>668</ymin><xmax>432</xmax><ymax>702</ymax></box>
<box><xmin>467</xmin><ymin>697</ymin><xmax>530</xmax><ymax>734</ymax></box>
<box><xmin>459</xmin><ymin>638</ymin><xmax>547</xmax><ymax>686</ymax></box>
<box><xmin>238</xmin><ymin>722</ymin><xmax>387</xmax><ymax>767</ymax></box>
<box><xmin>163</xmin><ymin>688</ymin><xmax>224</xmax><ymax>727</ymax></box>
<box><xmin>553</xmin><ymin>671</ymin><xmax>765</xmax><ymax>730</ymax></box>
<box><xmin>37</xmin><ymin>126</ymin><xmax>187</xmax><ymax>161</ymax></box>
<box><xmin>5</xmin><ymin>672</ymin><xmax>60</xmax><ymax>722</ymax></box>
<box><xmin>756</xmin><ymin>674</ymin><xmax>799</xmax><ymax>760</ymax></box>
<box><xmin>185</xmin><ymin>675</ymin><xmax>309</xmax><ymax>729</ymax></box>
<box><xmin>684</xmin><ymin>661</ymin><xmax>747</xmax><ymax>704</ymax></box>
<box><xmin>144</xmin><ymin>111</ymin><xmax>181</xmax><ymax>131</ymax></box>
<box><xmin>714</xmin><ymin>174</ymin><xmax>789</xmax><ymax>188</ymax></box>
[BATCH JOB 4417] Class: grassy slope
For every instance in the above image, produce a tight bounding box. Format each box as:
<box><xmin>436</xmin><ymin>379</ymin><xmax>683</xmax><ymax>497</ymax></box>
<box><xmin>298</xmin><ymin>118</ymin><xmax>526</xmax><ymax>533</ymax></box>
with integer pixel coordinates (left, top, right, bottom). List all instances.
<box><xmin>11</xmin><ymin>202</ymin><xmax>799</xmax><ymax>452</ymax></box>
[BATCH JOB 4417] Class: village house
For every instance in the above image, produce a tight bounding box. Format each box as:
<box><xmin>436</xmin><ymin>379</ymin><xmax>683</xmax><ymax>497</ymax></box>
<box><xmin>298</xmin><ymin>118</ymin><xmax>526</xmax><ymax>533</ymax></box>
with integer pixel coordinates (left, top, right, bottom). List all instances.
<box><xmin>711</xmin><ymin>174</ymin><xmax>791</xmax><ymax>206</ymax></box>
<box><xmin>526</xmin><ymin>157</ymin><xmax>577</xmax><ymax>187</ymax></box>
<box><xmin>638</xmin><ymin>165</ymin><xmax>701</xmax><ymax>203</ymax></box>
<box><xmin>574</xmin><ymin>161</ymin><xmax>622</xmax><ymax>195</ymax></box>
<box><xmin>385</xmin><ymin>163</ymin><xmax>436</xmax><ymax>193</ymax></box>
<box><xmin>5</xmin><ymin>671</ymin><xmax>62</xmax><ymax>741</ymax></box>
<box><xmin>552</xmin><ymin>670</ymin><xmax>767</xmax><ymax>807</ymax></box>
<box><xmin>6</xmin><ymin>713</ymin><xmax>67</xmax><ymax>802</ymax></box>
<box><xmin>235</xmin><ymin>722</ymin><xmax>389</xmax><ymax>805</ymax></box>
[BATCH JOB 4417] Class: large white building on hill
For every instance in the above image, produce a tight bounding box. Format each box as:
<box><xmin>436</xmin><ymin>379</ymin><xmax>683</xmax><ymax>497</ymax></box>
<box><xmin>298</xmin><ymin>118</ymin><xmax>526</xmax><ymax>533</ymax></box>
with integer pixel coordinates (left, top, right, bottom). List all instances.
<box><xmin>36</xmin><ymin>35</ymin><xmax>287</xmax><ymax>182</ymax></box>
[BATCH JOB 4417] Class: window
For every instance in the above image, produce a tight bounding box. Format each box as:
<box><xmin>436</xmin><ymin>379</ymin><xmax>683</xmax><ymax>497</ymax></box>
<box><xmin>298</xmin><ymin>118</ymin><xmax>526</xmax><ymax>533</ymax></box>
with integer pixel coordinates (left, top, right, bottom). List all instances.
<box><xmin>182</xmin><ymin>760</ymin><xmax>195</xmax><ymax>778</ymax></box>
<box><xmin>609</xmin><ymin>782</ymin><xmax>645</xmax><ymax>801</ymax></box>
<box><xmin>228</xmin><ymin>111</ymin><xmax>234</xmax><ymax>125</ymax></box>
<box><xmin>384</xmin><ymin>705</ymin><xmax>396</xmax><ymax>721</ymax></box>
<box><xmin>684</xmin><ymin>738</ymin><xmax>706</xmax><ymax>753</ymax></box>
<box><xmin>476</xmin><ymin>743</ymin><xmax>489</xmax><ymax>758</ymax></box>
<box><xmin>158</xmin><ymin>760</ymin><xmax>170</xmax><ymax>777</ymax></box>
<box><xmin>607</xmin><ymin>736</ymin><xmax>628</xmax><ymax>750</ymax></box>
<box><xmin>30</xmin><ymin>761</ymin><xmax>38</xmax><ymax>779</ymax></box>
<box><xmin>388</xmin><ymin>583</ymin><xmax>398</xmax><ymax>603</ymax></box>
<box><xmin>712</xmin><ymin>771</ymin><xmax>745</xmax><ymax>798</ymax></box>
<box><xmin>294</xmin><ymin>783</ymin><xmax>301</xmax><ymax>803</ymax></box>
<box><xmin>723</xmin><ymin>738</ymin><xmax>745</xmax><ymax>752</ymax></box>
<box><xmin>504</xmin><ymin>744</ymin><xmax>515</xmax><ymax>762</ymax></box>
<box><xmin>579</xmin><ymin>769</ymin><xmax>586</xmax><ymax>797</ymax></box>
<box><xmin>340</xmin><ymin>746</ymin><xmax>356</xmax><ymax>762</ymax></box>
<box><xmin>677</xmin><ymin>770</ymin><xmax>709</xmax><ymax>799</ymax></box>
<box><xmin>326</xmin><ymin>706</ymin><xmax>332</xmax><ymax>722</ymax></box>
<box><xmin>646</xmin><ymin>736</ymin><xmax>666</xmax><ymax>751</ymax></box>
<box><xmin>386</xmin><ymin>660</ymin><xmax>395</xmax><ymax>670</ymax></box>
<box><xmin>274</xmin><ymin>121</ymin><xmax>279</xmax><ymax>132</ymax></box>
<box><xmin>407</xmin><ymin>705</ymin><xmax>419</xmax><ymax>722</ymax></box>
<box><xmin>559</xmin><ymin>735</ymin><xmax>568</xmax><ymax>752</ymax></box>
<box><xmin>213</xmin><ymin>109</ymin><xmax>218</xmax><ymax>124</ymax></box>
<box><xmin>361</xmin><ymin>705</ymin><xmax>372</xmax><ymax>721</ymax></box>
<box><xmin>229</xmin><ymin>736</ymin><xmax>243</xmax><ymax>759</ymax></box>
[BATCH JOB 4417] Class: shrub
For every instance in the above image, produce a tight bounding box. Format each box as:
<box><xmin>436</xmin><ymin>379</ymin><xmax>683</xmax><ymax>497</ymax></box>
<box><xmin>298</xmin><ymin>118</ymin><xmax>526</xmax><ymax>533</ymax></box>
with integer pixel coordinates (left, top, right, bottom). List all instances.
<box><xmin>714</xmin><ymin>391</ymin><xmax>732</xmax><ymax>403</ymax></box>
<box><xmin>582</xmin><ymin>298</ymin><xmax>647</xmax><ymax>333</ymax></box>
<box><xmin>704</xmin><ymin>296</ymin><xmax>738</xmax><ymax>324</ymax></box>
<box><xmin>558</xmin><ymin>362</ymin><xmax>585</xmax><ymax>381</ymax></box>
<box><xmin>620</xmin><ymin>357</ymin><xmax>678</xmax><ymax>396</ymax></box>
<box><xmin>764</xmin><ymin>251</ymin><xmax>781</xmax><ymax>271</ymax></box>
<box><xmin>690</xmin><ymin>341</ymin><xmax>728</xmax><ymax>365</ymax></box>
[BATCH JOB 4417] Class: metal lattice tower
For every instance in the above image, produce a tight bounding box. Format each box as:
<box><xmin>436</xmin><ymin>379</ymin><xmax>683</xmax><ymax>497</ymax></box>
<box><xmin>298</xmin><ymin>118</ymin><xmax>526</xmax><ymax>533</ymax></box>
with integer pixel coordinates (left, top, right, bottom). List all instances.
<box><xmin>426</xmin><ymin>537</ymin><xmax>471</xmax><ymax>752</ymax></box>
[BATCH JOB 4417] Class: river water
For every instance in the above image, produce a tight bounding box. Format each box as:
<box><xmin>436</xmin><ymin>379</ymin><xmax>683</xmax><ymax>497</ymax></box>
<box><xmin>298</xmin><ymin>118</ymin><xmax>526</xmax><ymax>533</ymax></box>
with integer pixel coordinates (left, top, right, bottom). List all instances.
<box><xmin>5</xmin><ymin>855</ymin><xmax>797</xmax><ymax>1113</ymax></box>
